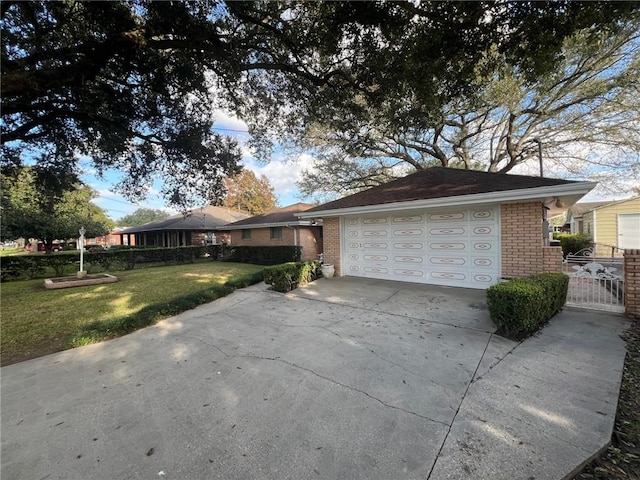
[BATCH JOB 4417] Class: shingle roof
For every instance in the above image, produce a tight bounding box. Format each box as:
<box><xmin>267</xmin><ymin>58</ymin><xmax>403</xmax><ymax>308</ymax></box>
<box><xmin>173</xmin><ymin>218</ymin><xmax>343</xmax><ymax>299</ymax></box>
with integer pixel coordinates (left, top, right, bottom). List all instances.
<box><xmin>226</xmin><ymin>203</ymin><xmax>317</xmax><ymax>228</ymax></box>
<box><xmin>122</xmin><ymin>206</ymin><xmax>249</xmax><ymax>233</ymax></box>
<box><xmin>303</xmin><ymin>167</ymin><xmax>579</xmax><ymax>213</ymax></box>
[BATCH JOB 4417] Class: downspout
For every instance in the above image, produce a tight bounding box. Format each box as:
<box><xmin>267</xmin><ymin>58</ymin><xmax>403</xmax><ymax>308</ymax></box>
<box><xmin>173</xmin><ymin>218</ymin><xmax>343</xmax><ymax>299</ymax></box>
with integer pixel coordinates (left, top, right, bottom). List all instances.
<box><xmin>285</xmin><ymin>224</ymin><xmax>298</xmax><ymax>259</ymax></box>
<box><xmin>285</xmin><ymin>224</ymin><xmax>298</xmax><ymax>246</ymax></box>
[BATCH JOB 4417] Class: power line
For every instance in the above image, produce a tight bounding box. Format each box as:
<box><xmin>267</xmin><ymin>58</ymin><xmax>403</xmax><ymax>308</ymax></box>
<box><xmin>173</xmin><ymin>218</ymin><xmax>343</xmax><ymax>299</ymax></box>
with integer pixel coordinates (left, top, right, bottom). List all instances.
<box><xmin>212</xmin><ymin>126</ymin><xmax>249</xmax><ymax>133</ymax></box>
<box><xmin>94</xmin><ymin>196</ymin><xmax>140</xmax><ymax>207</ymax></box>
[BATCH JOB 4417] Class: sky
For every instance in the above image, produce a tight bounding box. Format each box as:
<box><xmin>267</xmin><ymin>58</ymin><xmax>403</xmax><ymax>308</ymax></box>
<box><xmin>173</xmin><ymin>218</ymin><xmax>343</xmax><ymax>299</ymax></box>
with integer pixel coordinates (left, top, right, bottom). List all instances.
<box><xmin>86</xmin><ymin>111</ymin><xmax>637</xmax><ymax>223</ymax></box>
<box><xmin>86</xmin><ymin>111</ymin><xmax>316</xmax><ymax>221</ymax></box>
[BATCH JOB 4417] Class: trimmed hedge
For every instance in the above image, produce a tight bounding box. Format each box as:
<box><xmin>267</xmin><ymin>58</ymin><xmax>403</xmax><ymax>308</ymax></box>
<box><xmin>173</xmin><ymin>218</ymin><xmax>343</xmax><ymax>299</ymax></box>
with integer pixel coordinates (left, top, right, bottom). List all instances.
<box><xmin>225</xmin><ymin>246</ymin><xmax>301</xmax><ymax>265</ymax></box>
<box><xmin>486</xmin><ymin>273</ymin><xmax>569</xmax><ymax>340</ymax></box>
<box><xmin>66</xmin><ymin>270</ymin><xmax>264</xmax><ymax>347</ymax></box>
<box><xmin>553</xmin><ymin>233</ymin><xmax>592</xmax><ymax>257</ymax></box>
<box><xmin>263</xmin><ymin>260</ymin><xmax>320</xmax><ymax>292</ymax></box>
<box><xmin>0</xmin><ymin>245</ymin><xmax>224</xmax><ymax>281</ymax></box>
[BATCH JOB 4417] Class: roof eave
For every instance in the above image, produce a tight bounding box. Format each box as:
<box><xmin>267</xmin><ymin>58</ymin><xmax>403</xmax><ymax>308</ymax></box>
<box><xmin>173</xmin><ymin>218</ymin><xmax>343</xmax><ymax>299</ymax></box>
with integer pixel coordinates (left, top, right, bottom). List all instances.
<box><xmin>226</xmin><ymin>220</ymin><xmax>318</xmax><ymax>230</ymax></box>
<box><xmin>297</xmin><ymin>182</ymin><xmax>597</xmax><ymax>218</ymax></box>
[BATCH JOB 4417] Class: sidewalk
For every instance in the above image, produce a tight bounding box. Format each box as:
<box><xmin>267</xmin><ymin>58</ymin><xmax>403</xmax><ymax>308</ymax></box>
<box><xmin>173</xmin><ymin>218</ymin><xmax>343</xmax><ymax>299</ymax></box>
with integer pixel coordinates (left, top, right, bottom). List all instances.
<box><xmin>429</xmin><ymin>307</ymin><xmax>629</xmax><ymax>480</ymax></box>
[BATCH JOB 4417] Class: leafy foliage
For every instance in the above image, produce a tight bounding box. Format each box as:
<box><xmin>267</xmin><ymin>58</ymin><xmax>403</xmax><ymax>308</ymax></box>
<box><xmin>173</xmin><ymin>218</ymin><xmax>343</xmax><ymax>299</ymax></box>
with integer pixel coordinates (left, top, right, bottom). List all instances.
<box><xmin>263</xmin><ymin>260</ymin><xmax>320</xmax><ymax>292</ymax></box>
<box><xmin>3</xmin><ymin>1</ymin><xmax>636</xmax><ymax>208</ymax></box>
<box><xmin>554</xmin><ymin>233</ymin><xmax>593</xmax><ymax>257</ymax></box>
<box><xmin>223</xmin><ymin>170</ymin><xmax>279</xmax><ymax>215</ymax></box>
<box><xmin>296</xmin><ymin>21</ymin><xmax>640</xmax><ymax>199</ymax></box>
<box><xmin>0</xmin><ymin>245</ymin><xmax>227</xmax><ymax>281</ymax></box>
<box><xmin>117</xmin><ymin>208</ymin><xmax>170</xmax><ymax>227</ymax></box>
<box><xmin>1</xmin><ymin>167</ymin><xmax>113</xmax><ymax>252</ymax></box>
<box><xmin>486</xmin><ymin>273</ymin><xmax>569</xmax><ymax>340</ymax></box>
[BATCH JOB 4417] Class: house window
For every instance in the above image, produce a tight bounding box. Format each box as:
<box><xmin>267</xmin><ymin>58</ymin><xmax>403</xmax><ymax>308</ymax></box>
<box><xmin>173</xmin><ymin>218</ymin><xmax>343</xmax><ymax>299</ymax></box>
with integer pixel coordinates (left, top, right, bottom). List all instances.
<box><xmin>241</xmin><ymin>229</ymin><xmax>251</xmax><ymax>240</ymax></box>
<box><xmin>270</xmin><ymin>227</ymin><xmax>283</xmax><ymax>239</ymax></box>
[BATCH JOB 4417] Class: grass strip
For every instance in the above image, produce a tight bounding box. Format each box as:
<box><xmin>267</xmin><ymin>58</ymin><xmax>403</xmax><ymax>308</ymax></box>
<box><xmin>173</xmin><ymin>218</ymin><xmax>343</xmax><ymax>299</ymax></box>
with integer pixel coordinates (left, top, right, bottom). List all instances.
<box><xmin>66</xmin><ymin>271</ymin><xmax>263</xmax><ymax>347</ymax></box>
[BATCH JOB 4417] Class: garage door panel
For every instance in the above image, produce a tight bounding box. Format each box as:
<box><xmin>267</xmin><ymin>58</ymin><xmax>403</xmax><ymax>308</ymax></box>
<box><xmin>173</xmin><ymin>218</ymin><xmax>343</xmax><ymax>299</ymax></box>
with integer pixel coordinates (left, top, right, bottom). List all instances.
<box><xmin>395</xmin><ymin>255</ymin><xmax>425</xmax><ymax>264</ymax></box>
<box><xmin>471</xmin><ymin>257</ymin><xmax>497</xmax><ymax>268</ymax></box>
<box><xmin>471</xmin><ymin>209</ymin><xmax>495</xmax><ymax>220</ymax></box>
<box><xmin>392</xmin><ymin>214</ymin><xmax>424</xmax><ymax>224</ymax></box>
<box><xmin>393</xmin><ymin>228</ymin><xmax>424</xmax><ymax>237</ymax></box>
<box><xmin>362</xmin><ymin>217</ymin><xmax>388</xmax><ymax>225</ymax></box>
<box><xmin>394</xmin><ymin>268</ymin><xmax>426</xmax><ymax>279</ymax></box>
<box><xmin>428</xmin><ymin>212</ymin><xmax>467</xmax><ymax>221</ymax></box>
<box><xmin>429</xmin><ymin>256</ymin><xmax>467</xmax><ymax>266</ymax></box>
<box><xmin>343</xmin><ymin>207</ymin><xmax>500</xmax><ymax>288</ymax></box>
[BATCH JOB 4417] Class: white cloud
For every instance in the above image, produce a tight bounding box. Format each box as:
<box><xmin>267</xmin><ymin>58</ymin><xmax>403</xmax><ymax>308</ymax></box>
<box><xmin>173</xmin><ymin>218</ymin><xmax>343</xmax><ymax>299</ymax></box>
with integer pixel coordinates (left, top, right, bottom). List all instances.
<box><xmin>213</xmin><ymin>110</ymin><xmax>248</xmax><ymax>132</ymax></box>
<box><xmin>242</xmin><ymin>153</ymin><xmax>317</xmax><ymax>205</ymax></box>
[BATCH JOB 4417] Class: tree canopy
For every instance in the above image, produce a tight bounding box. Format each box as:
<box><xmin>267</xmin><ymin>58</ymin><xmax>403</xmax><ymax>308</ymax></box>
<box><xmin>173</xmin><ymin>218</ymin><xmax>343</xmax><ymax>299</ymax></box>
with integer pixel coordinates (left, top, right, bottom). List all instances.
<box><xmin>223</xmin><ymin>170</ymin><xmax>279</xmax><ymax>215</ymax></box>
<box><xmin>117</xmin><ymin>208</ymin><xmax>170</xmax><ymax>227</ymax></box>
<box><xmin>1</xmin><ymin>167</ymin><xmax>114</xmax><ymax>252</ymax></box>
<box><xmin>2</xmin><ymin>1</ymin><xmax>638</xmax><ymax>208</ymax></box>
<box><xmin>297</xmin><ymin>20</ymin><xmax>640</xmax><ymax>199</ymax></box>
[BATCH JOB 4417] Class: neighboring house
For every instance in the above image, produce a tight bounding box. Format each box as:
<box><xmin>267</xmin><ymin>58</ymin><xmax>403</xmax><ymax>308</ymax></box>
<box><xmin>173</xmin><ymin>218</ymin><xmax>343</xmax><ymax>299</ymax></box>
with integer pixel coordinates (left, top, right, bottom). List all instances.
<box><xmin>567</xmin><ymin>197</ymin><xmax>640</xmax><ymax>256</ymax></box>
<box><xmin>565</xmin><ymin>201</ymin><xmax>612</xmax><ymax>235</ymax></box>
<box><xmin>226</xmin><ymin>203</ymin><xmax>323</xmax><ymax>261</ymax></box>
<box><xmin>298</xmin><ymin>167</ymin><xmax>595</xmax><ymax>289</ymax></box>
<box><xmin>120</xmin><ymin>206</ymin><xmax>249</xmax><ymax>247</ymax></box>
<box><xmin>92</xmin><ymin>227</ymin><xmax>136</xmax><ymax>247</ymax></box>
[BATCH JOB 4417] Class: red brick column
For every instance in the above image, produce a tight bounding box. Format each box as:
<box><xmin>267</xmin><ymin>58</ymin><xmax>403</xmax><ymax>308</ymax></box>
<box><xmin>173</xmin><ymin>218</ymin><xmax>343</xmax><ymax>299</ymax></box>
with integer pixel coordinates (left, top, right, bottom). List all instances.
<box><xmin>542</xmin><ymin>246</ymin><xmax>563</xmax><ymax>273</ymax></box>
<box><xmin>501</xmin><ymin>203</ymin><xmax>544</xmax><ymax>278</ymax></box>
<box><xmin>322</xmin><ymin>217</ymin><xmax>342</xmax><ymax>276</ymax></box>
<box><xmin>624</xmin><ymin>249</ymin><xmax>640</xmax><ymax>320</ymax></box>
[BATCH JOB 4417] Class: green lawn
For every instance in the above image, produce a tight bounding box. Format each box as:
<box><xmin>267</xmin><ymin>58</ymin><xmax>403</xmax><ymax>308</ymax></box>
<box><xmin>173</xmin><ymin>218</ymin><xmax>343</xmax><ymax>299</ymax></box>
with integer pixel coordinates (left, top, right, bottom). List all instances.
<box><xmin>0</xmin><ymin>262</ymin><xmax>263</xmax><ymax>366</ymax></box>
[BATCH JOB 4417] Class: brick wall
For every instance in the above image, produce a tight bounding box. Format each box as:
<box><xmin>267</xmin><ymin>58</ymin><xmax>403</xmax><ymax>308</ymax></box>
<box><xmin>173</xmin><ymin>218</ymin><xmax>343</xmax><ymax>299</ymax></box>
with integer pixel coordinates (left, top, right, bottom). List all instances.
<box><xmin>230</xmin><ymin>227</ymin><xmax>294</xmax><ymax>246</ymax></box>
<box><xmin>229</xmin><ymin>226</ymin><xmax>322</xmax><ymax>261</ymax></box>
<box><xmin>624</xmin><ymin>249</ymin><xmax>640</xmax><ymax>320</ymax></box>
<box><xmin>322</xmin><ymin>217</ymin><xmax>341</xmax><ymax>276</ymax></box>
<box><xmin>501</xmin><ymin>202</ymin><xmax>544</xmax><ymax>278</ymax></box>
<box><xmin>298</xmin><ymin>226</ymin><xmax>323</xmax><ymax>261</ymax></box>
<box><xmin>542</xmin><ymin>246</ymin><xmax>563</xmax><ymax>273</ymax></box>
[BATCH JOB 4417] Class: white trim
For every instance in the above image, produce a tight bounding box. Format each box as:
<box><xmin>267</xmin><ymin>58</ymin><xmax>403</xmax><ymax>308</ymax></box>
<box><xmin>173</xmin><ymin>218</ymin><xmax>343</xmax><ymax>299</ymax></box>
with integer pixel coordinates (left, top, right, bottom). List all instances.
<box><xmin>593</xmin><ymin>210</ymin><xmax>597</xmax><ymax>242</ymax></box>
<box><xmin>298</xmin><ymin>182</ymin><xmax>596</xmax><ymax>218</ymax></box>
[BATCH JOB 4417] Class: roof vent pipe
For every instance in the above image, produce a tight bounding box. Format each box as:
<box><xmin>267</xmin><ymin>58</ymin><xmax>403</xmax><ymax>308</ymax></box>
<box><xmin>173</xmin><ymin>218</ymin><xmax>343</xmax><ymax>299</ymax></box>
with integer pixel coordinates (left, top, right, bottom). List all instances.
<box><xmin>532</xmin><ymin>138</ymin><xmax>543</xmax><ymax>177</ymax></box>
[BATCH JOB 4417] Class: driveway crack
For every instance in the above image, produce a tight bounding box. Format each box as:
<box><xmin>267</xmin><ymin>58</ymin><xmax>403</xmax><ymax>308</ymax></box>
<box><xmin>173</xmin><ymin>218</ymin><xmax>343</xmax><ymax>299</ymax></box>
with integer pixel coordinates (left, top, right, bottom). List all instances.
<box><xmin>426</xmin><ymin>332</ymin><xmax>494</xmax><ymax>479</ymax></box>
<box><xmin>239</xmin><ymin>354</ymin><xmax>451</xmax><ymax>427</ymax></box>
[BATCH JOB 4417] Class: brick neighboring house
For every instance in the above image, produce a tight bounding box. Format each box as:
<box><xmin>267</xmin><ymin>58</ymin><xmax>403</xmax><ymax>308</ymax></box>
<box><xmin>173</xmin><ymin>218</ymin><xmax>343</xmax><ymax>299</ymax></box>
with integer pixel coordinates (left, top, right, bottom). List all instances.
<box><xmin>92</xmin><ymin>227</ymin><xmax>136</xmax><ymax>248</ymax></box>
<box><xmin>298</xmin><ymin>167</ymin><xmax>596</xmax><ymax>289</ymax></box>
<box><xmin>120</xmin><ymin>206</ymin><xmax>249</xmax><ymax>247</ymax></box>
<box><xmin>226</xmin><ymin>203</ymin><xmax>323</xmax><ymax>261</ymax></box>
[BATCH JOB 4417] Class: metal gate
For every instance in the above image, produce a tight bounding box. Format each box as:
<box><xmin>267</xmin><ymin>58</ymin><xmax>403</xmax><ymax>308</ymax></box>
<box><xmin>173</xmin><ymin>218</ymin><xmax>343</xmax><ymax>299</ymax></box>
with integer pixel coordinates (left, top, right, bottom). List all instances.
<box><xmin>562</xmin><ymin>247</ymin><xmax>625</xmax><ymax>313</ymax></box>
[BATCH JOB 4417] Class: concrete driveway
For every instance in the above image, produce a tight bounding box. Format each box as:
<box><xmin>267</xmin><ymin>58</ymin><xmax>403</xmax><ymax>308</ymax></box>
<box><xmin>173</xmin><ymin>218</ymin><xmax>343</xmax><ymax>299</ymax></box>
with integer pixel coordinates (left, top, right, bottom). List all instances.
<box><xmin>1</xmin><ymin>277</ymin><xmax>628</xmax><ymax>480</ymax></box>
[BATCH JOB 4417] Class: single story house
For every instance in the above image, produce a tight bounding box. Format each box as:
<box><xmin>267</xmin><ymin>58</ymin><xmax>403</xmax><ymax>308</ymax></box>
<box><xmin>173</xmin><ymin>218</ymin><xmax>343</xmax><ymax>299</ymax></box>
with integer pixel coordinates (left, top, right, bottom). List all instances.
<box><xmin>120</xmin><ymin>206</ymin><xmax>249</xmax><ymax>247</ymax></box>
<box><xmin>298</xmin><ymin>167</ymin><xmax>596</xmax><ymax>289</ymax></box>
<box><xmin>225</xmin><ymin>203</ymin><xmax>323</xmax><ymax>261</ymax></box>
<box><xmin>567</xmin><ymin>197</ymin><xmax>640</xmax><ymax>255</ymax></box>
<box><xmin>93</xmin><ymin>227</ymin><xmax>136</xmax><ymax>248</ymax></box>
<box><xmin>565</xmin><ymin>201</ymin><xmax>611</xmax><ymax>235</ymax></box>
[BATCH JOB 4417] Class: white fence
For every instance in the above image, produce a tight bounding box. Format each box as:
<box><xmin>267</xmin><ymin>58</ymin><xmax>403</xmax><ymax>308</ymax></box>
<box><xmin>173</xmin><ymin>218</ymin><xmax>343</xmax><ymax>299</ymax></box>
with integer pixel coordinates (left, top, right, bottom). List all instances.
<box><xmin>562</xmin><ymin>247</ymin><xmax>625</xmax><ymax>313</ymax></box>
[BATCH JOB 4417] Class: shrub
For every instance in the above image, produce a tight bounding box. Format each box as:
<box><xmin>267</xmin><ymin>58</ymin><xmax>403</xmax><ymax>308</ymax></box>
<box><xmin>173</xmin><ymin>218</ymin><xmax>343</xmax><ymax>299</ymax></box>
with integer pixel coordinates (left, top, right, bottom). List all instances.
<box><xmin>0</xmin><ymin>245</ymin><xmax>225</xmax><ymax>281</ymax></box>
<box><xmin>554</xmin><ymin>233</ymin><xmax>592</xmax><ymax>257</ymax></box>
<box><xmin>225</xmin><ymin>246</ymin><xmax>301</xmax><ymax>265</ymax></box>
<box><xmin>263</xmin><ymin>260</ymin><xmax>320</xmax><ymax>292</ymax></box>
<box><xmin>486</xmin><ymin>273</ymin><xmax>569</xmax><ymax>340</ymax></box>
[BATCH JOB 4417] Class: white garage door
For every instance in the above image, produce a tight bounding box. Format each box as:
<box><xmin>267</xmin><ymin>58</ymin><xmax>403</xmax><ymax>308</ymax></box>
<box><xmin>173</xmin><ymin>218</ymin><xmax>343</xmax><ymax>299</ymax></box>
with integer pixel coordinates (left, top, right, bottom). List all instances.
<box><xmin>618</xmin><ymin>213</ymin><xmax>640</xmax><ymax>249</ymax></box>
<box><xmin>343</xmin><ymin>206</ymin><xmax>500</xmax><ymax>289</ymax></box>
